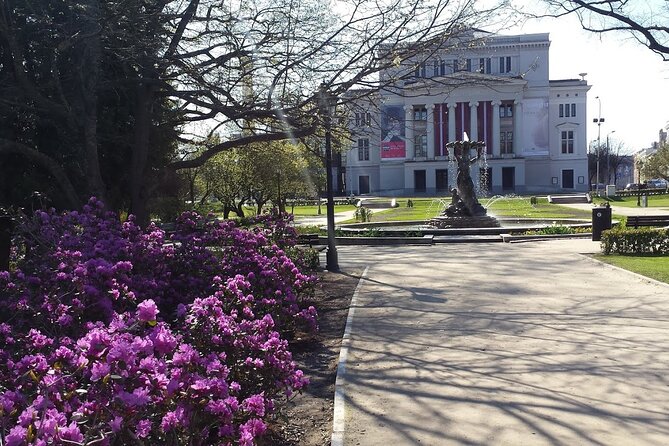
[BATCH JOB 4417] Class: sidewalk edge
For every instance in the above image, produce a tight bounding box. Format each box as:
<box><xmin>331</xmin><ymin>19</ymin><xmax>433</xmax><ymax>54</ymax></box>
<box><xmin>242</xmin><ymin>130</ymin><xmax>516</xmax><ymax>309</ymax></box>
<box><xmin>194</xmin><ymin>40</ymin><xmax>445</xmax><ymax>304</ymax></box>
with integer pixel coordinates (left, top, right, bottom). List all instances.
<box><xmin>331</xmin><ymin>266</ymin><xmax>369</xmax><ymax>446</ymax></box>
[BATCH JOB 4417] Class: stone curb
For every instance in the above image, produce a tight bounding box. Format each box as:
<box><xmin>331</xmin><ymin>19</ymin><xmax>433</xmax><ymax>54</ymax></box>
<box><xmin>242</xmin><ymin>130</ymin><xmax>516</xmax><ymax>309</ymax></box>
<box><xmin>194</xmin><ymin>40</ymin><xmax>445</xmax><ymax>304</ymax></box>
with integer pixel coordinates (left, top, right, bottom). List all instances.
<box><xmin>331</xmin><ymin>266</ymin><xmax>369</xmax><ymax>446</ymax></box>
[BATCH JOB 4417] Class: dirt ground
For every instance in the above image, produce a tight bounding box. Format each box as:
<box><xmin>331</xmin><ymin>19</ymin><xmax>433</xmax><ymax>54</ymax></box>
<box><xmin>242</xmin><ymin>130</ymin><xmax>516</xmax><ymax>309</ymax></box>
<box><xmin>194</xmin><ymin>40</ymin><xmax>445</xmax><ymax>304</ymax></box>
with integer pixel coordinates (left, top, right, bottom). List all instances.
<box><xmin>265</xmin><ymin>268</ymin><xmax>362</xmax><ymax>445</ymax></box>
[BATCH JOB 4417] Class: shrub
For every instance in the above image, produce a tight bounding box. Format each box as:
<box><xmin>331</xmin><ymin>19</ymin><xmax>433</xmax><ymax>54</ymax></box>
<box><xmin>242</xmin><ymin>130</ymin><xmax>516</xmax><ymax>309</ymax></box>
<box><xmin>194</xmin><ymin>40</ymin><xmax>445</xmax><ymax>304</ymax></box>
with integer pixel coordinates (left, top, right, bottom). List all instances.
<box><xmin>354</xmin><ymin>206</ymin><xmax>373</xmax><ymax>222</ymax></box>
<box><xmin>601</xmin><ymin>227</ymin><xmax>669</xmax><ymax>255</ymax></box>
<box><xmin>361</xmin><ymin>228</ymin><xmax>381</xmax><ymax>237</ymax></box>
<box><xmin>0</xmin><ymin>198</ymin><xmax>316</xmax><ymax>445</ymax></box>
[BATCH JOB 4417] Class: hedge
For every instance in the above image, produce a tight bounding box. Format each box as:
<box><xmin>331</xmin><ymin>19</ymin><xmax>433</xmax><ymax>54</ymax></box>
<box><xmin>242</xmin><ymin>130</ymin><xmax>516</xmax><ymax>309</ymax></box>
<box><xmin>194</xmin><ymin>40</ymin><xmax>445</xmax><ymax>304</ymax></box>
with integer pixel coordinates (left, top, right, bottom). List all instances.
<box><xmin>601</xmin><ymin>227</ymin><xmax>669</xmax><ymax>255</ymax></box>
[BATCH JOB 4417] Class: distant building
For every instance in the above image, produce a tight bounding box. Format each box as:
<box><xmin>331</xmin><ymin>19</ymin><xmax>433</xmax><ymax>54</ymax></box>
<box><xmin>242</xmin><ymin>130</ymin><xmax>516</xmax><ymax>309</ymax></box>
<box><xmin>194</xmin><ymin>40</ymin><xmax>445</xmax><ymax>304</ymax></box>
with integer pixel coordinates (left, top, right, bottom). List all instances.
<box><xmin>344</xmin><ymin>31</ymin><xmax>591</xmax><ymax>196</ymax></box>
<box><xmin>634</xmin><ymin>127</ymin><xmax>668</xmax><ymax>182</ymax></box>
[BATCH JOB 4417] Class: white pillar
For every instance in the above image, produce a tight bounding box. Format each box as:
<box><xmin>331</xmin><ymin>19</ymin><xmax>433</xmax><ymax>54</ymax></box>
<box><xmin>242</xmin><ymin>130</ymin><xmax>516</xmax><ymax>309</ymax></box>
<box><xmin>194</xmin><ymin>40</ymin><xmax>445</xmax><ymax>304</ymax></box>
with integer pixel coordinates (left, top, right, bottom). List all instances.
<box><xmin>404</xmin><ymin>105</ymin><xmax>414</xmax><ymax>159</ymax></box>
<box><xmin>426</xmin><ymin>103</ymin><xmax>435</xmax><ymax>159</ymax></box>
<box><xmin>469</xmin><ymin>101</ymin><xmax>479</xmax><ymax>141</ymax></box>
<box><xmin>447</xmin><ymin>103</ymin><xmax>456</xmax><ymax>143</ymax></box>
<box><xmin>513</xmin><ymin>100</ymin><xmax>522</xmax><ymax>154</ymax></box>
<box><xmin>492</xmin><ymin>100</ymin><xmax>501</xmax><ymax>157</ymax></box>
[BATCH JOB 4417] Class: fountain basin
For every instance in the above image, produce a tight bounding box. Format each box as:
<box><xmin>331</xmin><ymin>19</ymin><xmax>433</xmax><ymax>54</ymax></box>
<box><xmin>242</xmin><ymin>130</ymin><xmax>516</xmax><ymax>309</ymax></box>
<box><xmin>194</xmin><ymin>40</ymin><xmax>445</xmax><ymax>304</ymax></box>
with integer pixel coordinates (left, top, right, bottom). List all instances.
<box><xmin>337</xmin><ymin>218</ymin><xmax>592</xmax><ymax>236</ymax></box>
<box><xmin>429</xmin><ymin>215</ymin><xmax>500</xmax><ymax>228</ymax></box>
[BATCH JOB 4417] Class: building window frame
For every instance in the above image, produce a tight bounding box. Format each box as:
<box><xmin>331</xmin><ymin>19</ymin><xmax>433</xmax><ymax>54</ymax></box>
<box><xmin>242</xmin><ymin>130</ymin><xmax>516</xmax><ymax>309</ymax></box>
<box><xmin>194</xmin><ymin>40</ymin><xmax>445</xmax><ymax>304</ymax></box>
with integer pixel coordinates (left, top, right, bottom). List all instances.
<box><xmin>414</xmin><ymin>134</ymin><xmax>427</xmax><ymax>157</ymax></box>
<box><xmin>501</xmin><ymin>131</ymin><xmax>513</xmax><ymax>154</ymax></box>
<box><xmin>560</xmin><ymin>130</ymin><xmax>575</xmax><ymax>154</ymax></box>
<box><xmin>499</xmin><ymin>104</ymin><xmax>513</xmax><ymax>118</ymax></box>
<box><xmin>479</xmin><ymin>57</ymin><xmax>491</xmax><ymax>74</ymax></box>
<box><xmin>559</xmin><ymin>103</ymin><xmax>577</xmax><ymax>118</ymax></box>
<box><xmin>357</xmin><ymin>138</ymin><xmax>370</xmax><ymax>161</ymax></box>
<box><xmin>414</xmin><ymin>62</ymin><xmax>427</xmax><ymax>78</ymax></box>
<box><xmin>499</xmin><ymin>56</ymin><xmax>511</xmax><ymax>73</ymax></box>
<box><xmin>354</xmin><ymin>112</ymin><xmax>372</xmax><ymax>127</ymax></box>
<box><xmin>413</xmin><ymin>106</ymin><xmax>427</xmax><ymax>121</ymax></box>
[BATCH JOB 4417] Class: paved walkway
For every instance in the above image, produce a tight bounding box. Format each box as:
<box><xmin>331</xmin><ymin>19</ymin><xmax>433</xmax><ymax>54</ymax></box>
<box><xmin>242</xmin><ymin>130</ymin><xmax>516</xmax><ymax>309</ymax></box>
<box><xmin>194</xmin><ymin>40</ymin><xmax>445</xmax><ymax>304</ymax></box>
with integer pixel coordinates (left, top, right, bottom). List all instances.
<box><xmin>560</xmin><ymin>202</ymin><xmax>669</xmax><ymax>216</ymax></box>
<box><xmin>294</xmin><ymin>210</ymin><xmax>358</xmax><ymax>227</ymax></box>
<box><xmin>295</xmin><ymin>209</ymin><xmax>390</xmax><ymax>226</ymax></box>
<box><xmin>331</xmin><ymin>240</ymin><xmax>669</xmax><ymax>445</ymax></box>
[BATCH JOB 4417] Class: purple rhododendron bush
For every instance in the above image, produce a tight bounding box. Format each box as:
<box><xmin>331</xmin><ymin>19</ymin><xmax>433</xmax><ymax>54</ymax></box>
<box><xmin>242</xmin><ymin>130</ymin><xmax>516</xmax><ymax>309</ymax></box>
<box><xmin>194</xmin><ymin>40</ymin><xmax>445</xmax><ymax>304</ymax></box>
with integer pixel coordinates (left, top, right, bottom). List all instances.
<box><xmin>0</xmin><ymin>198</ymin><xmax>318</xmax><ymax>445</ymax></box>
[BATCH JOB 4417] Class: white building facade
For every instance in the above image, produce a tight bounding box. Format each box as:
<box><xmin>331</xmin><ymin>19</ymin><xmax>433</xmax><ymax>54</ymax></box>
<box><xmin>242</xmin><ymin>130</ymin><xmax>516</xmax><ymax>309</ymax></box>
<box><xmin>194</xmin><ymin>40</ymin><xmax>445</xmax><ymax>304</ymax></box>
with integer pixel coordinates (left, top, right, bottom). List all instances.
<box><xmin>345</xmin><ymin>32</ymin><xmax>591</xmax><ymax>196</ymax></box>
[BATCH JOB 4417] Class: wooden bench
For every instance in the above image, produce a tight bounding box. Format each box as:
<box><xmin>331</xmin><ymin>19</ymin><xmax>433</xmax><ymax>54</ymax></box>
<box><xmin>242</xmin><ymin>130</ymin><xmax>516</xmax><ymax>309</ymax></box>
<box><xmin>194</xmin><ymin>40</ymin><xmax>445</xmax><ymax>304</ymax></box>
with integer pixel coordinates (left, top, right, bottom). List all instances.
<box><xmin>627</xmin><ymin>215</ymin><xmax>669</xmax><ymax>228</ymax></box>
<box><xmin>297</xmin><ymin>233</ymin><xmax>321</xmax><ymax>247</ymax></box>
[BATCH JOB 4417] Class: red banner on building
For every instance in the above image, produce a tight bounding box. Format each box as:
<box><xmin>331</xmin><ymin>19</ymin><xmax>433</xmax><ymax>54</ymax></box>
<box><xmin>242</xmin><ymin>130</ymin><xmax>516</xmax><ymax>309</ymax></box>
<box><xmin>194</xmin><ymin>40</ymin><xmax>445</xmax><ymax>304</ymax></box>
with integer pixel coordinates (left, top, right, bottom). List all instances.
<box><xmin>381</xmin><ymin>105</ymin><xmax>406</xmax><ymax>159</ymax></box>
<box><xmin>381</xmin><ymin>141</ymin><xmax>406</xmax><ymax>158</ymax></box>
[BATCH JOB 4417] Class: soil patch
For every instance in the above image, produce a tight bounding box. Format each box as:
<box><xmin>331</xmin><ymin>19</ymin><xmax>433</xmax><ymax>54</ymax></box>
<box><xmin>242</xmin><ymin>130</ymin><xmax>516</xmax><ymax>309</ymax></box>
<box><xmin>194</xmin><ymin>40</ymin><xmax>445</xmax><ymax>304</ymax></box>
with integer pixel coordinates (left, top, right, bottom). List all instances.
<box><xmin>265</xmin><ymin>268</ymin><xmax>362</xmax><ymax>445</ymax></box>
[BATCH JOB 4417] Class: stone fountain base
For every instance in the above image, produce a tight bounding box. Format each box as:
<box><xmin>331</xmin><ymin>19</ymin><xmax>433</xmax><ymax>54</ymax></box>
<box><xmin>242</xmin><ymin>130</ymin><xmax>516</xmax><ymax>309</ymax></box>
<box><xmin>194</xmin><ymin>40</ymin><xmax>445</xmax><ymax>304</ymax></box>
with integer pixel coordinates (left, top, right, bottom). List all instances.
<box><xmin>429</xmin><ymin>215</ymin><xmax>500</xmax><ymax>229</ymax></box>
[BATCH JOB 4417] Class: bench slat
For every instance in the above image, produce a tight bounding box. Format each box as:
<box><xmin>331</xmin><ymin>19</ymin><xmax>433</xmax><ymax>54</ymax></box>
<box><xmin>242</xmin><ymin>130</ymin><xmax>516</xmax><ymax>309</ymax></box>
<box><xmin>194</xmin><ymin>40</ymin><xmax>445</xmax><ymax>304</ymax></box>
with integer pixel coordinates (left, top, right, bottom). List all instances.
<box><xmin>627</xmin><ymin>215</ymin><xmax>669</xmax><ymax>228</ymax></box>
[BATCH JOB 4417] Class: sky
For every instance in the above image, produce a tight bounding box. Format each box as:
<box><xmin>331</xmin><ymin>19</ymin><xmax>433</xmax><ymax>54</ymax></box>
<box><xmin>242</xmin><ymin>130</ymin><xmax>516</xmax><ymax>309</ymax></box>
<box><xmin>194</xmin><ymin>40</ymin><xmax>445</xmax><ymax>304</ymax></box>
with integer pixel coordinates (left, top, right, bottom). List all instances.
<box><xmin>508</xmin><ymin>11</ymin><xmax>668</xmax><ymax>153</ymax></box>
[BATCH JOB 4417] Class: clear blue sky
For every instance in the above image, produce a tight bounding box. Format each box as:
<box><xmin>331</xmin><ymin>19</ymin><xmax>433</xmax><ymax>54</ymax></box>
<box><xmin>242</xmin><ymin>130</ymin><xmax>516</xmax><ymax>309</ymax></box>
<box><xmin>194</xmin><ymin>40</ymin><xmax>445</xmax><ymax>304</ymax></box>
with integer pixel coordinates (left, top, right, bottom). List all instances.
<box><xmin>511</xmin><ymin>12</ymin><xmax>668</xmax><ymax>153</ymax></box>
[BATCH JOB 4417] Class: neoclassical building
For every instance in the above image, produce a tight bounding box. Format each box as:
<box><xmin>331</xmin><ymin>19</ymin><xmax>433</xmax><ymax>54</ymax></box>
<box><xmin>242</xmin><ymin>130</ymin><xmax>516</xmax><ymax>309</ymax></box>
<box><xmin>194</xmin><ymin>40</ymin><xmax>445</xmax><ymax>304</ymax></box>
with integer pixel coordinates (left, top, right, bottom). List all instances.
<box><xmin>344</xmin><ymin>31</ymin><xmax>591</xmax><ymax>196</ymax></box>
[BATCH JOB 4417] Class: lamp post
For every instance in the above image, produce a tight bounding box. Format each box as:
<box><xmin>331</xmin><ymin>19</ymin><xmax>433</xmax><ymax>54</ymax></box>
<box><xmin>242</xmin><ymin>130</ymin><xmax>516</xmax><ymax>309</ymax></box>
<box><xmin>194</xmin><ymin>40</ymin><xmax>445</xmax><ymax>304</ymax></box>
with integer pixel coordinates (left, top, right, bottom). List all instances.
<box><xmin>319</xmin><ymin>84</ymin><xmax>339</xmax><ymax>271</ymax></box>
<box><xmin>606</xmin><ymin>130</ymin><xmax>615</xmax><ymax>185</ymax></box>
<box><xmin>592</xmin><ymin>96</ymin><xmax>605</xmax><ymax>196</ymax></box>
<box><xmin>636</xmin><ymin>157</ymin><xmax>643</xmax><ymax>207</ymax></box>
<box><xmin>636</xmin><ymin>159</ymin><xmax>641</xmax><ymax>207</ymax></box>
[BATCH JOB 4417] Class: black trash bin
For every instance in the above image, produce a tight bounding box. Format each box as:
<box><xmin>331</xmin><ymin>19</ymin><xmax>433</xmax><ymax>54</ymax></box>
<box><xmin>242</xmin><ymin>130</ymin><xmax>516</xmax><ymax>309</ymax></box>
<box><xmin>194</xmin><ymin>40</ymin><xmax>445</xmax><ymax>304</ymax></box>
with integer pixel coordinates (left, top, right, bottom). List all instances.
<box><xmin>592</xmin><ymin>204</ymin><xmax>612</xmax><ymax>241</ymax></box>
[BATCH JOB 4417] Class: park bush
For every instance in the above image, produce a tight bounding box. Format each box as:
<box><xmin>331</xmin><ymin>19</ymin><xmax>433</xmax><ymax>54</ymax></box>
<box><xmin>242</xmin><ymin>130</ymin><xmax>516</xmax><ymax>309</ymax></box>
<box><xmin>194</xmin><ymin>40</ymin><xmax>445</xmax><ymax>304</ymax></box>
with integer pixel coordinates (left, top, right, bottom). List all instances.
<box><xmin>0</xmin><ymin>198</ymin><xmax>316</xmax><ymax>445</ymax></box>
<box><xmin>601</xmin><ymin>226</ymin><xmax>669</xmax><ymax>255</ymax></box>
<box><xmin>354</xmin><ymin>206</ymin><xmax>373</xmax><ymax>222</ymax></box>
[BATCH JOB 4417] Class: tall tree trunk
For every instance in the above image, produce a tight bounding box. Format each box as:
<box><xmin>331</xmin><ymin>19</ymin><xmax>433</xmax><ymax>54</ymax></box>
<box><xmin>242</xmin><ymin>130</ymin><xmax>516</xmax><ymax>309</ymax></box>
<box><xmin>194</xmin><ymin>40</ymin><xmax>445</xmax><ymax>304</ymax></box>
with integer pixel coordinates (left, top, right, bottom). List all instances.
<box><xmin>82</xmin><ymin>0</ymin><xmax>106</xmax><ymax>203</ymax></box>
<box><xmin>130</xmin><ymin>83</ymin><xmax>153</xmax><ymax>226</ymax></box>
<box><xmin>235</xmin><ymin>202</ymin><xmax>245</xmax><ymax>218</ymax></box>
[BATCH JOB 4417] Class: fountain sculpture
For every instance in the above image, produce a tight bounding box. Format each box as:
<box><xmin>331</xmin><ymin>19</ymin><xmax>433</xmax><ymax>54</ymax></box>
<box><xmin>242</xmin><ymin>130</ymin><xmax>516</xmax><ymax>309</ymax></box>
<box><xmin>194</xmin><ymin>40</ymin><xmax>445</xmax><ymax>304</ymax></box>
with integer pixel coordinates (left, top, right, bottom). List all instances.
<box><xmin>430</xmin><ymin>137</ymin><xmax>500</xmax><ymax>228</ymax></box>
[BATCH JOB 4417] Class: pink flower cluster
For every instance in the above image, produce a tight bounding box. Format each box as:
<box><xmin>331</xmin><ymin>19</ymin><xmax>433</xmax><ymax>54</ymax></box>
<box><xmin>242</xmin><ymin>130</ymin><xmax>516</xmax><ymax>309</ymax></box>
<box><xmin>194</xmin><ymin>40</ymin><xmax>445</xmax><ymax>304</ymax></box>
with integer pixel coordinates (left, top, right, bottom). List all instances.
<box><xmin>0</xmin><ymin>198</ymin><xmax>317</xmax><ymax>445</ymax></box>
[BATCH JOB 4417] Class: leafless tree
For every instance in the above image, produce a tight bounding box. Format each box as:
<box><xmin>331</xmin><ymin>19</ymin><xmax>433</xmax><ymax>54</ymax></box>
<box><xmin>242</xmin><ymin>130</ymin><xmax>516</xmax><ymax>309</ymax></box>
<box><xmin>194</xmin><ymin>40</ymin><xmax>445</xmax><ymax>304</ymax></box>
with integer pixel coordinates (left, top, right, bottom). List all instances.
<box><xmin>524</xmin><ymin>0</ymin><xmax>669</xmax><ymax>60</ymax></box>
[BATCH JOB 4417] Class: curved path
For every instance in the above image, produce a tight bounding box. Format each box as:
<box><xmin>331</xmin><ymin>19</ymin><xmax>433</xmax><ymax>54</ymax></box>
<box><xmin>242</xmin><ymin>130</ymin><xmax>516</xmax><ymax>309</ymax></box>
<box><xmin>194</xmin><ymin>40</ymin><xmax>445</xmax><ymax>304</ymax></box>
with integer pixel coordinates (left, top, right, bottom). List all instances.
<box><xmin>329</xmin><ymin>240</ymin><xmax>669</xmax><ymax>445</ymax></box>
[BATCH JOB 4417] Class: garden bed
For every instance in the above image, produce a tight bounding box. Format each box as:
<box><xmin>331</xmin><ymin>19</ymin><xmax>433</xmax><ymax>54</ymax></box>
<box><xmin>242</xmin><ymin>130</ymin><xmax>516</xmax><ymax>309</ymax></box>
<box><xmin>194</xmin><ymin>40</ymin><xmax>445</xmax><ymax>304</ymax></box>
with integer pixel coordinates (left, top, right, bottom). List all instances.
<box><xmin>267</xmin><ymin>269</ymin><xmax>362</xmax><ymax>445</ymax></box>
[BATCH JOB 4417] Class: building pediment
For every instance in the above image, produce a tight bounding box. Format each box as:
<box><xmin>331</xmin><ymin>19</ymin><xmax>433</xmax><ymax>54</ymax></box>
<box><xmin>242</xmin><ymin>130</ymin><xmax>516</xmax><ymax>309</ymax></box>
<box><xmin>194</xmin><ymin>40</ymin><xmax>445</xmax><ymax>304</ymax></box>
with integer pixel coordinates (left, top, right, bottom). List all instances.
<box><xmin>556</xmin><ymin>121</ymin><xmax>580</xmax><ymax>128</ymax></box>
<box><xmin>404</xmin><ymin>71</ymin><xmax>527</xmax><ymax>90</ymax></box>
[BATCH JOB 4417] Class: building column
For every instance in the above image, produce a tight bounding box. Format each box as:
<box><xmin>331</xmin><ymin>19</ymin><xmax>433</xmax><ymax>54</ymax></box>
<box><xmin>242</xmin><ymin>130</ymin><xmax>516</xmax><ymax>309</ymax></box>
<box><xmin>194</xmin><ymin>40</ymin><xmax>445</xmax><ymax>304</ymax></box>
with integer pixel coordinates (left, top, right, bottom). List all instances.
<box><xmin>492</xmin><ymin>100</ymin><xmax>501</xmax><ymax>157</ymax></box>
<box><xmin>404</xmin><ymin>105</ymin><xmax>414</xmax><ymax>159</ymax></box>
<box><xmin>469</xmin><ymin>101</ymin><xmax>479</xmax><ymax>141</ymax></box>
<box><xmin>447</xmin><ymin>103</ymin><xmax>456</xmax><ymax>143</ymax></box>
<box><xmin>513</xmin><ymin>100</ymin><xmax>522</xmax><ymax>154</ymax></box>
<box><xmin>426</xmin><ymin>103</ymin><xmax>435</xmax><ymax>159</ymax></box>
<box><xmin>447</xmin><ymin>103</ymin><xmax>456</xmax><ymax>158</ymax></box>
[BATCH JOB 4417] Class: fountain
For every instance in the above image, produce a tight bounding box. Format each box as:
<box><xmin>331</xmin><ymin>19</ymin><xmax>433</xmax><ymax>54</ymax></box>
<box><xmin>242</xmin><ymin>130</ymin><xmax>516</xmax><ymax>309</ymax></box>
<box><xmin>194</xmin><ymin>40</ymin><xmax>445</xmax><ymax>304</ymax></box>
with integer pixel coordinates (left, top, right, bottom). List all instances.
<box><xmin>429</xmin><ymin>137</ymin><xmax>500</xmax><ymax>228</ymax></box>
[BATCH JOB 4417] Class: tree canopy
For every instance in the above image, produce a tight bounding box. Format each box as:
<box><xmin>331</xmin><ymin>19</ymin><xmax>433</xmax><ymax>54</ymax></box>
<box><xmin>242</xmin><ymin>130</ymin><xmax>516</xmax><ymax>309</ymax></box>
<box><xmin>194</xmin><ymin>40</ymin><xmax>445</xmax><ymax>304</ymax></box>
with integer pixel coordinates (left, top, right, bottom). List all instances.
<box><xmin>642</xmin><ymin>143</ymin><xmax>669</xmax><ymax>181</ymax></box>
<box><xmin>0</xmin><ymin>0</ymin><xmax>513</xmax><ymax>222</ymax></box>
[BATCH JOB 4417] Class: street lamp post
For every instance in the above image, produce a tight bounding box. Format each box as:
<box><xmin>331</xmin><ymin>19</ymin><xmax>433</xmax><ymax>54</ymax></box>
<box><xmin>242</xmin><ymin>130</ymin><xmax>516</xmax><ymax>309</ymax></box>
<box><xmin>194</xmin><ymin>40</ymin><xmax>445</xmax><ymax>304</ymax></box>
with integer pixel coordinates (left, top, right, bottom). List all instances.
<box><xmin>636</xmin><ymin>157</ymin><xmax>643</xmax><ymax>207</ymax></box>
<box><xmin>637</xmin><ymin>164</ymin><xmax>641</xmax><ymax>207</ymax></box>
<box><xmin>606</xmin><ymin>130</ymin><xmax>616</xmax><ymax>186</ymax></box>
<box><xmin>319</xmin><ymin>84</ymin><xmax>339</xmax><ymax>272</ymax></box>
<box><xmin>592</xmin><ymin>96</ymin><xmax>605</xmax><ymax>196</ymax></box>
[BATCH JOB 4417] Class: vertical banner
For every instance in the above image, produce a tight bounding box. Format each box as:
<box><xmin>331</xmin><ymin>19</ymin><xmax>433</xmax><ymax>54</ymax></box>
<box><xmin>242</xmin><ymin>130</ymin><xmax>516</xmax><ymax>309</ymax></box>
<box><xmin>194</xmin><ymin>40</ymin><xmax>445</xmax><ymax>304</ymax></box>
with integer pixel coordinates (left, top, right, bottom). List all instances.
<box><xmin>522</xmin><ymin>98</ymin><xmax>549</xmax><ymax>153</ymax></box>
<box><xmin>381</xmin><ymin>105</ymin><xmax>406</xmax><ymax>159</ymax></box>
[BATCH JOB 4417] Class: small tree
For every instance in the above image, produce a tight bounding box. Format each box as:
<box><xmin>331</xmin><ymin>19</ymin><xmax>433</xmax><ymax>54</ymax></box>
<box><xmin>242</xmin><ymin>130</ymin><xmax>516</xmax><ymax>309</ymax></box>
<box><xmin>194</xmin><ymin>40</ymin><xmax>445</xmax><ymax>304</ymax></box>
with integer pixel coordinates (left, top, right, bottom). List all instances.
<box><xmin>642</xmin><ymin>143</ymin><xmax>669</xmax><ymax>182</ymax></box>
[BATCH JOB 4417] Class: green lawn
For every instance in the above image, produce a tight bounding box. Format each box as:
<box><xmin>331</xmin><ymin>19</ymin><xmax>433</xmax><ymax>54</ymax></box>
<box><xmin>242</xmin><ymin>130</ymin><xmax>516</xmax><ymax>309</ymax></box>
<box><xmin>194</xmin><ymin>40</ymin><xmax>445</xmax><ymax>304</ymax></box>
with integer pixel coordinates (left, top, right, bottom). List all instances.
<box><xmin>592</xmin><ymin>254</ymin><xmax>669</xmax><ymax>284</ymax></box>
<box><xmin>365</xmin><ymin>197</ymin><xmax>451</xmax><ymax>221</ymax></box>
<box><xmin>484</xmin><ymin>197</ymin><xmax>592</xmax><ymax>219</ymax></box>
<box><xmin>593</xmin><ymin>194</ymin><xmax>669</xmax><ymax>208</ymax></box>
<box><xmin>365</xmin><ymin>196</ymin><xmax>593</xmax><ymax>222</ymax></box>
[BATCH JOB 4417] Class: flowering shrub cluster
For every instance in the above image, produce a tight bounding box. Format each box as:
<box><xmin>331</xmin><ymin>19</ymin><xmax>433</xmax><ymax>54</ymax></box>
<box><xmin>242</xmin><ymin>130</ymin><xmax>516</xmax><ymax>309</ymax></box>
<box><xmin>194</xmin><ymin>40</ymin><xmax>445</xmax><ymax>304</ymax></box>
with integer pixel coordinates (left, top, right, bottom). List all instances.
<box><xmin>0</xmin><ymin>198</ymin><xmax>317</xmax><ymax>445</ymax></box>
